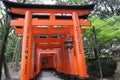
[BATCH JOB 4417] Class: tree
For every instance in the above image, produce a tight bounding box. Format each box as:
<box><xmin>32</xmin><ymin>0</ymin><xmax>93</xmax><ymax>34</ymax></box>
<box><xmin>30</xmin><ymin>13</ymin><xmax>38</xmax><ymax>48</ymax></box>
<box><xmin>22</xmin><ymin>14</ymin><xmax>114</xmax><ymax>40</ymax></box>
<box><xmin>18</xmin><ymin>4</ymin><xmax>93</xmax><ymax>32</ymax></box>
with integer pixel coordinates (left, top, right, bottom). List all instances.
<box><xmin>56</xmin><ymin>0</ymin><xmax>120</xmax><ymax>18</ymax></box>
<box><xmin>0</xmin><ymin>11</ymin><xmax>11</xmax><ymax>80</ymax></box>
<box><xmin>0</xmin><ymin>0</ymin><xmax>44</xmax><ymax>79</ymax></box>
<box><xmin>83</xmin><ymin>15</ymin><xmax>120</xmax><ymax>56</ymax></box>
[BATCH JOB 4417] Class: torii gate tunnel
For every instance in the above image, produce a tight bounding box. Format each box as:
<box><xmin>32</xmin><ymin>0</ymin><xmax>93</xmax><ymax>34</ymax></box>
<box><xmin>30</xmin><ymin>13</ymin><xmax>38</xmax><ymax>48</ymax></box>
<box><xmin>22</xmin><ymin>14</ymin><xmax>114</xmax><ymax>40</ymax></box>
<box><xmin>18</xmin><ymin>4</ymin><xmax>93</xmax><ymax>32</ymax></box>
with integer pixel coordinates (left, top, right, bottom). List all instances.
<box><xmin>3</xmin><ymin>1</ymin><xmax>94</xmax><ymax>80</ymax></box>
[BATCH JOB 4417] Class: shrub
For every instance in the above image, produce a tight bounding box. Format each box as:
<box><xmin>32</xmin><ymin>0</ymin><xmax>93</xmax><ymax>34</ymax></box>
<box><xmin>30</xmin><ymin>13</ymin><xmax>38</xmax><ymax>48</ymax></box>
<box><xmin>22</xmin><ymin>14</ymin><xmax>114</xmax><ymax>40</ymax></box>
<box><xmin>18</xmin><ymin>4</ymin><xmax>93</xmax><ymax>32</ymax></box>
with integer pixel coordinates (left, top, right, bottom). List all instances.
<box><xmin>87</xmin><ymin>58</ymin><xmax>117</xmax><ymax>78</ymax></box>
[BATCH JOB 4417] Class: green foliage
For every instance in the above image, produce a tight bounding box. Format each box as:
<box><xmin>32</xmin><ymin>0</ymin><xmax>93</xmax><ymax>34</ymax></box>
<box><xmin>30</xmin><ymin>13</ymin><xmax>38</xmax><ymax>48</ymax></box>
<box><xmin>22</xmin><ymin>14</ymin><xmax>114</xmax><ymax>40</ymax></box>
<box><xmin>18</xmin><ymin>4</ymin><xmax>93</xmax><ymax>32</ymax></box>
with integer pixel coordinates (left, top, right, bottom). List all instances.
<box><xmin>0</xmin><ymin>9</ymin><xmax>20</xmax><ymax>62</ymax></box>
<box><xmin>87</xmin><ymin>58</ymin><xmax>117</xmax><ymax>78</ymax></box>
<box><xmin>6</xmin><ymin>31</ymin><xmax>20</xmax><ymax>62</ymax></box>
<box><xmin>83</xmin><ymin>15</ymin><xmax>120</xmax><ymax>51</ymax></box>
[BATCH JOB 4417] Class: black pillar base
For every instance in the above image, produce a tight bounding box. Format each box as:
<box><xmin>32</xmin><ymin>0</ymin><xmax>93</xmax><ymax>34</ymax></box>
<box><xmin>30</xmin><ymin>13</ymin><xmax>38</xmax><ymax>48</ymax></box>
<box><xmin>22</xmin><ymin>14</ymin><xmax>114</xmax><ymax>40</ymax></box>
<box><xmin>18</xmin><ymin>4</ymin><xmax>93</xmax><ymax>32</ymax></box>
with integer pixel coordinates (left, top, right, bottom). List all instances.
<box><xmin>62</xmin><ymin>74</ymin><xmax>71</xmax><ymax>80</ymax></box>
<box><xmin>69</xmin><ymin>74</ymin><xmax>78</xmax><ymax>80</ymax></box>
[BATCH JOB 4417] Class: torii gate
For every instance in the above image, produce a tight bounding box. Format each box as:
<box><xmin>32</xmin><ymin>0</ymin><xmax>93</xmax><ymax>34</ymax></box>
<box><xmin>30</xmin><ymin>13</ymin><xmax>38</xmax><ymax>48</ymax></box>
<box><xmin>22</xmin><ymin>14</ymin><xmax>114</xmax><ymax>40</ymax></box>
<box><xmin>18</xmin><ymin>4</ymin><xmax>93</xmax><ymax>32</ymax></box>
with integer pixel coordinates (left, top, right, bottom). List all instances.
<box><xmin>3</xmin><ymin>0</ymin><xmax>94</xmax><ymax>80</ymax></box>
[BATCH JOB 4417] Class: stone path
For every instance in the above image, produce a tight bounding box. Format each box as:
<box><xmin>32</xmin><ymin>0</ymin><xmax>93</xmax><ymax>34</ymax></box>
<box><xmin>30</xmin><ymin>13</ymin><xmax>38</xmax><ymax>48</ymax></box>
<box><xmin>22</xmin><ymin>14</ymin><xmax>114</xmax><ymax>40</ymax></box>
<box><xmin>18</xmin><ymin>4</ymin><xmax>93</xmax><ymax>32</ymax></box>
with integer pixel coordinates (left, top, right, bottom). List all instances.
<box><xmin>40</xmin><ymin>71</ymin><xmax>63</xmax><ymax>80</ymax></box>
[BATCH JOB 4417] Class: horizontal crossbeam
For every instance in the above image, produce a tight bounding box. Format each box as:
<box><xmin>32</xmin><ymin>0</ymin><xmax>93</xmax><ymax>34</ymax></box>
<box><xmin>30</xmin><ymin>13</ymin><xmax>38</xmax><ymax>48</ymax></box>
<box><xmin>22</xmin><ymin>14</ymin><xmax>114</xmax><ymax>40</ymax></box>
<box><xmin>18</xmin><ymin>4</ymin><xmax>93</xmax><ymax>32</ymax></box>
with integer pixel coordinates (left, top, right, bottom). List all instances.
<box><xmin>11</xmin><ymin>8</ymin><xmax>90</xmax><ymax>14</ymax></box>
<box><xmin>11</xmin><ymin>18</ymin><xmax>73</xmax><ymax>26</ymax></box>
<box><xmin>35</xmin><ymin>37</ymin><xmax>64</xmax><ymax>48</ymax></box>
<box><xmin>40</xmin><ymin>54</ymin><xmax>55</xmax><ymax>57</ymax></box>
<box><xmin>11</xmin><ymin>18</ymin><xmax>91</xmax><ymax>26</ymax></box>
<box><xmin>36</xmin><ymin>44</ymin><xmax>62</xmax><ymax>48</ymax></box>
<box><xmin>35</xmin><ymin>38</ymin><xmax>66</xmax><ymax>43</ymax></box>
<box><xmin>79</xmin><ymin>19</ymin><xmax>91</xmax><ymax>26</ymax></box>
<box><xmin>15</xmin><ymin>27</ymin><xmax>70</xmax><ymax>34</ymax></box>
<box><xmin>37</xmin><ymin>49</ymin><xmax>58</xmax><ymax>54</ymax></box>
<box><xmin>6</xmin><ymin>11</ymin><xmax>89</xmax><ymax>19</ymax></box>
<box><xmin>15</xmin><ymin>27</ymin><xmax>85</xmax><ymax>35</ymax></box>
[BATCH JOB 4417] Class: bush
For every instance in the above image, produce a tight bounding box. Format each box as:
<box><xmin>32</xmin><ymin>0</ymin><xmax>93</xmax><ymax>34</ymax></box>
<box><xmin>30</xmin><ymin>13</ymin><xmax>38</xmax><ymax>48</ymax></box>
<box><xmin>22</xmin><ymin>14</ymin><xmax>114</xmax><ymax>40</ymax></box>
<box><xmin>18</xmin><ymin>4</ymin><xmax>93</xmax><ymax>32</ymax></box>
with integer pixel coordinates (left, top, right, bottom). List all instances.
<box><xmin>87</xmin><ymin>58</ymin><xmax>117</xmax><ymax>78</ymax></box>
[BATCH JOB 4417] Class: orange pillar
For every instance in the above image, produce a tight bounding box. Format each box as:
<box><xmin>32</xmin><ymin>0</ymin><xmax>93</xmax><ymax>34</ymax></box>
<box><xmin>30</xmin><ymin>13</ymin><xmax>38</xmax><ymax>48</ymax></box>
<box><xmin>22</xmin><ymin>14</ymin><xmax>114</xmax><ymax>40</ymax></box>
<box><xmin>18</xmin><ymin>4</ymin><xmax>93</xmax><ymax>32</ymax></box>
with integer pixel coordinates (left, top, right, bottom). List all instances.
<box><xmin>65</xmin><ymin>47</ymin><xmax>71</xmax><ymax>75</ymax></box>
<box><xmin>38</xmin><ymin>52</ymin><xmax>41</xmax><ymax>74</ymax></box>
<box><xmin>53</xmin><ymin>55</ymin><xmax>56</xmax><ymax>69</ymax></box>
<box><xmin>60</xmin><ymin>48</ymin><xmax>63</xmax><ymax>72</ymax></box>
<box><xmin>54</xmin><ymin>52</ymin><xmax>58</xmax><ymax>71</ymax></box>
<box><xmin>51</xmin><ymin>56</ymin><xmax>54</xmax><ymax>68</ymax></box>
<box><xmin>60</xmin><ymin>47</ymin><xmax>64</xmax><ymax>73</ymax></box>
<box><xmin>36</xmin><ymin>50</ymin><xmax>39</xmax><ymax>74</ymax></box>
<box><xmin>61</xmin><ymin>45</ymin><xmax>67</xmax><ymax>74</ymax></box>
<box><xmin>58</xmin><ymin>49</ymin><xmax>62</xmax><ymax>73</ymax></box>
<box><xmin>72</xmin><ymin>12</ymin><xmax>88</xmax><ymax>78</ymax></box>
<box><xmin>31</xmin><ymin>38</ymin><xmax>35</xmax><ymax>78</ymax></box>
<box><xmin>33</xmin><ymin>48</ymin><xmax>37</xmax><ymax>77</ymax></box>
<box><xmin>71</xmin><ymin>48</ymin><xmax>79</xmax><ymax>75</ymax></box>
<box><xmin>69</xmin><ymin>26</ymin><xmax>79</xmax><ymax>75</ymax></box>
<box><xmin>56</xmin><ymin>50</ymin><xmax>61</xmax><ymax>72</ymax></box>
<box><xmin>68</xmin><ymin>48</ymin><xmax>75</xmax><ymax>74</ymax></box>
<box><xmin>51</xmin><ymin>55</ymin><xmax>54</xmax><ymax>69</ymax></box>
<box><xmin>66</xmin><ymin>34</ymin><xmax>76</xmax><ymax>75</ymax></box>
<box><xmin>20</xmin><ymin>11</ymin><xmax>32</xmax><ymax>80</ymax></box>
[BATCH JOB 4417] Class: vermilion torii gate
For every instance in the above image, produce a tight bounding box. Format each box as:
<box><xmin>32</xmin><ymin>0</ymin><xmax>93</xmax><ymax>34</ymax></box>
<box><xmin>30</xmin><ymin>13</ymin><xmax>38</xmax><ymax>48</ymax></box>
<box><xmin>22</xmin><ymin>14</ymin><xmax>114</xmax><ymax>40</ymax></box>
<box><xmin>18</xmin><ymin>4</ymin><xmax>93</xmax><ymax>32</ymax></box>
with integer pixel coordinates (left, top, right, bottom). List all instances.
<box><xmin>3</xmin><ymin>0</ymin><xmax>94</xmax><ymax>80</ymax></box>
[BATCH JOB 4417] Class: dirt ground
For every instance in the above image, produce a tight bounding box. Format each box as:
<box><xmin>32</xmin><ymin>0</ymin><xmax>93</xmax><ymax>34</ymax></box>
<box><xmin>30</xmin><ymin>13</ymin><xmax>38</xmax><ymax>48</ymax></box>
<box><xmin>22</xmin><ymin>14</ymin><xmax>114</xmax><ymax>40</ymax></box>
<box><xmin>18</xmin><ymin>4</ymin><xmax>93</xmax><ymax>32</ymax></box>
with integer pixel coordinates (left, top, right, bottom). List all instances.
<box><xmin>2</xmin><ymin>61</ymin><xmax>120</xmax><ymax>80</ymax></box>
<box><xmin>2</xmin><ymin>62</ymin><xmax>20</xmax><ymax>80</ymax></box>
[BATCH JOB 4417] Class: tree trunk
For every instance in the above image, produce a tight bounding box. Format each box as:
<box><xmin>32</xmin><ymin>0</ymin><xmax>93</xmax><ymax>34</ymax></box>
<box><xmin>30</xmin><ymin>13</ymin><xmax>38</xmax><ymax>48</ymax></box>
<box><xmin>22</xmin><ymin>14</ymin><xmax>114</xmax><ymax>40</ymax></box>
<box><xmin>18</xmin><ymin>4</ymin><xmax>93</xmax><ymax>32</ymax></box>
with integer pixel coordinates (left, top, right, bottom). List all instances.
<box><xmin>94</xmin><ymin>47</ymin><xmax>98</xmax><ymax>59</ymax></box>
<box><xmin>11</xmin><ymin>41</ymin><xmax>19</xmax><ymax>68</ymax></box>
<box><xmin>0</xmin><ymin>15</ymin><xmax>11</xmax><ymax>80</ymax></box>
<box><xmin>92</xmin><ymin>26</ymin><xmax>98</xmax><ymax>59</ymax></box>
<box><xmin>3</xmin><ymin>55</ymin><xmax>11</xmax><ymax>80</ymax></box>
<box><xmin>11</xmin><ymin>39</ymin><xmax>21</xmax><ymax>70</ymax></box>
<box><xmin>15</xmin><ymin>41</ymin><xmax>21</xmax><ymax>70</ymax></box>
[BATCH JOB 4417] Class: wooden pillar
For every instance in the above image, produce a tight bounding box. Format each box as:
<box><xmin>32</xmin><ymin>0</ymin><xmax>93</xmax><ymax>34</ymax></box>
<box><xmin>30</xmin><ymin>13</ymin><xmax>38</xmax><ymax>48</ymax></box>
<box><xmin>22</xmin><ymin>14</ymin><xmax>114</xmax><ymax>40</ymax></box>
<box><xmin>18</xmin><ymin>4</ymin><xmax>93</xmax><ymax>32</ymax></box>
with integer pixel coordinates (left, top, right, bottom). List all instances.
<box><xmin>72</xmin><ymin>12</ymin><xmax>88</xmax><ymax>77</ymax></box>
<box><xmin>60</xmin><ymin>47</ymin><xmax>64</xmax><ymax>73</ymax></box>
<box><xmin>53</xmin><ymin>55</ymin><xmax>56</xmax><ymax>69</ymax></box>
<box><xmin>70</xmin><ymin>26</ymin><xmax>79</xmax><ymax>75</ymax></box>
<box><xmin>65</xmin><ymin>47</ymin><xmax>71</xmax><ymax>74</ymax></box>
<box><xmin>51</xmin><ymin>55</ymin><xmax>55</xmax><ymax>69</ymax></box>
<box><xmin>68</xmin><ymin>48</ymin><xmax>75</xmax><ymax>74</ymax></box>
<box><xmin>38</xmin><ymin>52</ymin><xmax>41</xmax><ymax>74</ymax></box>
<box><xmin>50</xmin><ymin>56</ymin><xmax>53</xmax><ymax>68</ymax></box>
<box><xmin>56</xmin><ymin>50</ymin><xmax>60</xmax><ymax>71</ymax></box>
<box><xmin>58</xmin><ymin>49</ymin><xmax>62</xmax><ymax>72</ymax></box>
<box><xmin>66</xmin><ymin>34</ymin><xmax>75</xmax><ymax>75</ymax></box>
<box><xmin>33</xmin><ymin>48</ymin><xmax>37</xmax><ymax>77</ymax></box>
<box><xmin>20</xmin><ymin>11</ymin><xmax>32</xmax><ymax>80</ymax></box>
<box><xmin>31</xmin><ymin>37</ymin><xmax>35</xmax><ymax>78</ymax></box>
<box><xmin>61</xmin><ymin>45</ymin><xmax>67</xmax><ymax>74</ymax></box>
<box><xmin>36</xmin><ymin>50</ymin><xmax>39</xmax><ymax>74</ymax></box>
<box><xmin>71</xmin><ymin>48</ymin><xmax>79</xmax><ymax>75</ymax></box>
<box><xmin>55</xmin><ymin>51</ymin><xmax>58</xmax><ymax>71</ymax></box>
